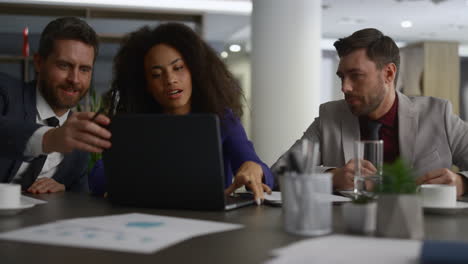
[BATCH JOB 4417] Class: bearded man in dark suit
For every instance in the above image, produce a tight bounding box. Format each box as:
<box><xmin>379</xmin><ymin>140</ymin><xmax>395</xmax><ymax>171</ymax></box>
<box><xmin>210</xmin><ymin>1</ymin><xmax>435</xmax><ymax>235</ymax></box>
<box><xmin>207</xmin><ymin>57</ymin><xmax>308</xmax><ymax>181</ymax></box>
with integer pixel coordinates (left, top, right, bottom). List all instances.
<box><xmin>0</xmin><ymin>17</ymin><xmax>111</xmax><ymax>193</ymax></box>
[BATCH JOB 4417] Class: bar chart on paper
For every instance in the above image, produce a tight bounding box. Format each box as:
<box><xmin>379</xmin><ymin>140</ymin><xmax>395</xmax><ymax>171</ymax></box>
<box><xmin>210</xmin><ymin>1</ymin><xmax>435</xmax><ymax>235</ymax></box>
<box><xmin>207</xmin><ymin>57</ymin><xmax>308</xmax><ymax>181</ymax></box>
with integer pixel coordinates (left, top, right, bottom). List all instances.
<box><xmin>0</xmin><ymin>213</ymin><xmax>243</xmax><ymax>253</ymax></box>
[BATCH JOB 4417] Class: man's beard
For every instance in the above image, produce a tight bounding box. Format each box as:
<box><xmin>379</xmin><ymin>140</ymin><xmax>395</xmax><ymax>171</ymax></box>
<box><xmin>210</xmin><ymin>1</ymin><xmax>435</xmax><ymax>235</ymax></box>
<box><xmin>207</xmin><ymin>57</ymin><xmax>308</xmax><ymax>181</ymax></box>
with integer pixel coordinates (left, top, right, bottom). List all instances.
<box><xmin>39</xmin><ymin>79</ymin><xmax>87</xmax><ymax>111</ymax></box>
<box><xmin>346</xmin><ymin>79</ymin><xmax>386</xmax><ymax>117</ymax></box>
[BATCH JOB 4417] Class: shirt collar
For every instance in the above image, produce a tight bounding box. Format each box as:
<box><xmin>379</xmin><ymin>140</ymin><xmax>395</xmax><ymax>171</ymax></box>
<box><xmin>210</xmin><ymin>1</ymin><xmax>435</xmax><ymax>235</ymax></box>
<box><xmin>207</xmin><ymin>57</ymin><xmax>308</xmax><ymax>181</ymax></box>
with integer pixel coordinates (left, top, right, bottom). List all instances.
<box><xmin>377</xmin><ymin>92</ymin><xmax>398</xmax><ymax>127</ymax></box>
<box><xmin>359</xmin><ymin>92</ymin><xmax>398</xmax><ymax>129</ymax></box>
<box><xmin>36</xmin><ymin>86</ymin><xmax>69</xmax><ymax>126</ymax></box>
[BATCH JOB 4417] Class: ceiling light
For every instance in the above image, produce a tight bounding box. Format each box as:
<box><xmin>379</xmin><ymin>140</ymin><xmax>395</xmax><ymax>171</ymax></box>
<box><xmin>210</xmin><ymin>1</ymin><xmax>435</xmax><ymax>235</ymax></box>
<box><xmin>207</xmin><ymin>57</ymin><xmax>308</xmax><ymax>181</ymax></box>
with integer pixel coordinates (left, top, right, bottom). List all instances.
<box><xmin>401</xmin><ymin>20</ymin><xmax>413</xmax><ymax>28</ymax></box>
<box><xmin>220</xmin><ymin>51</ymin><xmax>228</xmax><ymax>59</ymax></box>
<box><xmin>229</xmin><ymin>44</ymin><xmax>241</xmax><ymax>53</ymax></box>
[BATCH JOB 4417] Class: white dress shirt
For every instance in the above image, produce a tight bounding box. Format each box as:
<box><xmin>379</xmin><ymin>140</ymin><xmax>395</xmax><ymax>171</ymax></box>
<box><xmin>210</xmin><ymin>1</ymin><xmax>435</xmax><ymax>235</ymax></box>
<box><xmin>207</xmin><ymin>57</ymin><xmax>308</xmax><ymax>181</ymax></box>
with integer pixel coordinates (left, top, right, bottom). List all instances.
<box><xmin>12</xmin><ymin>87</ymin><xmax>69</xmax><ymax>183</ymax></box>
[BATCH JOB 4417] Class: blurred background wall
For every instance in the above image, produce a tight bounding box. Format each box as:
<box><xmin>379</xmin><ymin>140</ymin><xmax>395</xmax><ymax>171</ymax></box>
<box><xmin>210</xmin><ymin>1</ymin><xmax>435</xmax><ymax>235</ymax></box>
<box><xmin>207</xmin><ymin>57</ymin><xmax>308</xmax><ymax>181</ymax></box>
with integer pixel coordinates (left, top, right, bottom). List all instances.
<box><xmin>1</xmin><ymin>0</ymin><xmax>467</xmax><ymax>165</ymax></box>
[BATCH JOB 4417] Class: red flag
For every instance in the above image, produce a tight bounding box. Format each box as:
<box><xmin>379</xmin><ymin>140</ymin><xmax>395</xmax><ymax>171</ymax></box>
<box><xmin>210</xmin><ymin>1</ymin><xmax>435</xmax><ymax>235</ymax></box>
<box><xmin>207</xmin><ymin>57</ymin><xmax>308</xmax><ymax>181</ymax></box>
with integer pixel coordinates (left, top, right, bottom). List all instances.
<box><xmin>23</xmin><ymin>27</ymin><xmax>29</xmax><ymax>57</ymax></box>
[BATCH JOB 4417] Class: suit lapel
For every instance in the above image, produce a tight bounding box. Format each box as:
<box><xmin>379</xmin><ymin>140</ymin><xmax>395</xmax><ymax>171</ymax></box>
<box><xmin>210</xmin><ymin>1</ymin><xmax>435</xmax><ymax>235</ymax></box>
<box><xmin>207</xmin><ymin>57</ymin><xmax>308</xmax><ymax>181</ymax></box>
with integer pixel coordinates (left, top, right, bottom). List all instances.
<box><xmin>341</xmin><ymin>102</ymin><xmax>360</xmax><ymax>162</ymax></box>
<box><xmin>23</xmin><ymin>81</ymin><xmax>37</xmax><ymax>122</ymax></box>
<box><xmin>53</xmin><ymin>151</ymin><xmax>73</xmax><ymax>184</ymax></box>
<box><xmin>397</xmin><ymin>91</ymin><xmax>418</xmax><ymax>165</ymax></box>
<box><xmin>53</xmin><ymin>111</ymin><xmax>75</xmax><ymax>182</ymax></box>
<box><xmin>8</xmin><ymin>81</ymin><xmax>38</xmax><ymax>183</ymax></box>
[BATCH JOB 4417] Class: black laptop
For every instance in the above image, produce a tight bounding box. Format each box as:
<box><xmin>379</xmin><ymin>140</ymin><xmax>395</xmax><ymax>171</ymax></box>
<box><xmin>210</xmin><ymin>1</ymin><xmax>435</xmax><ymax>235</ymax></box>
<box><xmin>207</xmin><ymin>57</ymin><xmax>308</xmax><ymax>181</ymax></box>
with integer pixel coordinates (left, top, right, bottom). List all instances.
<box><xmin>103</xmin><ymin>114</ymin><xmax>255</xmax><ymax>210</ymax></box>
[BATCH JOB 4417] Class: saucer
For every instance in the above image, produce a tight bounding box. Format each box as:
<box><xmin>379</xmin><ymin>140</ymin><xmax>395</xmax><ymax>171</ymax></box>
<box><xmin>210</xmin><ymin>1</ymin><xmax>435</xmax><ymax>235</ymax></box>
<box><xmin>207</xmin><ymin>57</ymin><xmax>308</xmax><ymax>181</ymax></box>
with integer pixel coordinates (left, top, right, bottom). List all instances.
<box><xmin>0</xmin><ymin>202</ymin><xmax>35</xmax><ymax>216</ymax></box>
<box><xmin>338</xmin><ymin>190</ymin><xmax>356</xmax><ymax>199</ymax></box>
<box><xmin>338</xmin><ymin>190</ymin><xmax>378</xmax><ymax>199</ymax></box>
<box><xmin>423</xmin><ymin>202</ymin><xmax>468</xmax><ymax>215</ymax></box>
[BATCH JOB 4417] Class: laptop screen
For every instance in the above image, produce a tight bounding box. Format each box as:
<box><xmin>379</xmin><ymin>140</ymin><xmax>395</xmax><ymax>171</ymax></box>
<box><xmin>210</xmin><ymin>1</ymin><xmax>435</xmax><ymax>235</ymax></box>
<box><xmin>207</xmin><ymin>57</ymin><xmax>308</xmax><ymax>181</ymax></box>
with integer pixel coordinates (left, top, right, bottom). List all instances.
<box><xmin>104</xmin><ymin>114</ymin><xmax>228</xmax><ymax>210</ymax></box>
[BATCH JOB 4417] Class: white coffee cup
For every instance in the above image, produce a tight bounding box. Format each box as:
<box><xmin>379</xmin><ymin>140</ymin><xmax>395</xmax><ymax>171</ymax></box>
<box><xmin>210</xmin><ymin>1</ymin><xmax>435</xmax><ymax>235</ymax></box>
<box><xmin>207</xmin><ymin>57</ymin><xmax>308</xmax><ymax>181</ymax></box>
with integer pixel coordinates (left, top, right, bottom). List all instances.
<box><xmin>0</xmin><ymin>183</ymin><xmax>21</xmax><ymax>208</ymax></box>
<box><xmin>420</xmin><ymin>184</ymin><xmax>456</xmax><ymax>208</ymax></box>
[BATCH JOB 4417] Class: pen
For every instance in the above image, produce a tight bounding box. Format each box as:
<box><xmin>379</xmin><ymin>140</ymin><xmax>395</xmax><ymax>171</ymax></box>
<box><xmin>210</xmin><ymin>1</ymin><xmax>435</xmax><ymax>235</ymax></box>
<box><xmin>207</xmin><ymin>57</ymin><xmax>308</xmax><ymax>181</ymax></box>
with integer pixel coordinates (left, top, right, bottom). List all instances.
<box><xmin>90</xmin><ymin>107</ymin><xmax>104</xmax><ymax>122</ymax></box>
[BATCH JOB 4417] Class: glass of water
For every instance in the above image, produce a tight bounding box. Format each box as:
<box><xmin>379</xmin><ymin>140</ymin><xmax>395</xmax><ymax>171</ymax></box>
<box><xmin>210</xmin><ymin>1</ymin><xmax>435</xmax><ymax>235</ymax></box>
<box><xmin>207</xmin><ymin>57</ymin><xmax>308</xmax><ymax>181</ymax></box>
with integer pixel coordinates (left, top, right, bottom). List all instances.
<box><xmin>354</xmin><ymin>140</ymin><xmax>383</xmax><ymax>197</ymax></box>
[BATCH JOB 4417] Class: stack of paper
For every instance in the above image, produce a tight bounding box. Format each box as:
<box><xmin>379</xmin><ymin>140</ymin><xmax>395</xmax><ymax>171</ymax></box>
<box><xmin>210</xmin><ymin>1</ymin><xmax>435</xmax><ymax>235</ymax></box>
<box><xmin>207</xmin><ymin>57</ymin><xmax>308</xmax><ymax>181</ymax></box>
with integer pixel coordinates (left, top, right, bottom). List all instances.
<box><xmin>265</xmin><ymin>235</ymin><xmax>421</xmax><ymax>264</ymax></box>
<box><xmin>0</xmin><ymin>213</ymin><xmax>243</xmax><ymax>254</ymax></box>
<box><xmin>264</xmin><ymin>191</ymin><xmax>351</xmax><ymax>205</ymax></box>
<box><xmin>21</xmin><ymin>195</ymin><xmax>47</xmax><ymax>205</ymax></box>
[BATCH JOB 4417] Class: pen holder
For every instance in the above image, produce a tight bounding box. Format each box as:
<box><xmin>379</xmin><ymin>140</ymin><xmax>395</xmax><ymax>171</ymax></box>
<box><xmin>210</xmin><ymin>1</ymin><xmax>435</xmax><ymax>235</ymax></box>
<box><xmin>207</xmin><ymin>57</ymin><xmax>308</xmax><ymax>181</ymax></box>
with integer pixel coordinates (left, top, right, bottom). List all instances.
<box><xmin>279</xmin><ymin>172</ymin><xmax>332</xmax><ymax>236</ymax></box>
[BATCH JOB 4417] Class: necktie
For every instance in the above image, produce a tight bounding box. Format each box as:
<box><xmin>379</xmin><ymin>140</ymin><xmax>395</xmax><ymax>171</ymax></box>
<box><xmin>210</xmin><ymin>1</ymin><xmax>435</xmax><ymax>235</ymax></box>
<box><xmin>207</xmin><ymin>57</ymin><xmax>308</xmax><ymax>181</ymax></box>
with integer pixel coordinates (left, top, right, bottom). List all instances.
<box><xmin>363</xmin><ymin>120</ymin><xmax>383</xmax><ymax>170</ymax></box>
<box><xmin>21</xmin><ymin>117</ymin><xmax>60</xmax><ymax>190</ymax></box>
<box><xmin>366</xmin><ymin>120</ymin><xmax>382</xmax><ymax>140</ymax></box>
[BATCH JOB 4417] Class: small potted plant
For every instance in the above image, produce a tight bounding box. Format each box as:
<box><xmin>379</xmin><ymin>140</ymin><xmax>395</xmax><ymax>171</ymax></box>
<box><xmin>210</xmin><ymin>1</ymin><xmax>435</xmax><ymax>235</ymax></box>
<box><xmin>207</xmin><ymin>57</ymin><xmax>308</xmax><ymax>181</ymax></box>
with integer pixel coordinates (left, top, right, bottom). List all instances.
<box><xmin>342</xmin><ymin>194</ymin><xmax>377</xmax><ymax>235</ymax></box>
<box><xmin>376</xmin><ymin>158</ymin><xmax>423</xmax><ymax>239</ymax></box>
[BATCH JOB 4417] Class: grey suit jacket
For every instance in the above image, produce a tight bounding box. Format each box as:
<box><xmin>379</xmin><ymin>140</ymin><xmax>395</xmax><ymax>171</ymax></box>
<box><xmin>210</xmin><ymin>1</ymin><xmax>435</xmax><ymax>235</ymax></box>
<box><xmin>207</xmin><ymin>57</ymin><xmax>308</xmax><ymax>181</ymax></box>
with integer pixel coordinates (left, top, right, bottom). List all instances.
<box><xmin>272</xmin><ymin>91</ymin><xmax>468</xmax><ymax>187</ymax></box>
<box><xmin>0</xmin><ymin>73</ymin><xmax>89</xmax><ymax>192</ymax></box>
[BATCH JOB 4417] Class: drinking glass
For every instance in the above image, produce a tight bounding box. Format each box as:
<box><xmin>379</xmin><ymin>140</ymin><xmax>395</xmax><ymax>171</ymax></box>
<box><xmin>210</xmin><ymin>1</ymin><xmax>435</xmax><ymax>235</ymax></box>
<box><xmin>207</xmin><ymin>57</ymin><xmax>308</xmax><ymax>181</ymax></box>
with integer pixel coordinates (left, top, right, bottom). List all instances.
<box><xmin>280</xmin><ymin>172</ymin><xmax>332</xmax><ymax>236</ymax></box>
<box><xmin>354</xmin><ymin>140</ymin><xmax>383</xmax><ymax>196</ymax></box>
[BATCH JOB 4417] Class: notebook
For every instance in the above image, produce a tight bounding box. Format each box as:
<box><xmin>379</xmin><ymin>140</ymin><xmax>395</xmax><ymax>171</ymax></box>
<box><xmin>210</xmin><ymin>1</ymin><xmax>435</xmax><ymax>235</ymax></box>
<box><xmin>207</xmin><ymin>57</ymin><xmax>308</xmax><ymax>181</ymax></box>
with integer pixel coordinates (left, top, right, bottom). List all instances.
<box><xmin>103</xmin><ymin>113</ymin><xmax>255</xmax><ymax>210</ymax></box>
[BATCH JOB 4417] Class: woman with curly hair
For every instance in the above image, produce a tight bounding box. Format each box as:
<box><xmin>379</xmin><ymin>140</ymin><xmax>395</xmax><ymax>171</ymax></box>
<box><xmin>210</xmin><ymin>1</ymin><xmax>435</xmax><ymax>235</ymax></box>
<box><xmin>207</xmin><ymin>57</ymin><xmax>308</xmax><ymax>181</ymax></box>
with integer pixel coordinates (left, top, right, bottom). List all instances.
<box><xmin>89</xmin><ymin>23</ymin><xmax>273</xmax><ymax>204</ymax></box>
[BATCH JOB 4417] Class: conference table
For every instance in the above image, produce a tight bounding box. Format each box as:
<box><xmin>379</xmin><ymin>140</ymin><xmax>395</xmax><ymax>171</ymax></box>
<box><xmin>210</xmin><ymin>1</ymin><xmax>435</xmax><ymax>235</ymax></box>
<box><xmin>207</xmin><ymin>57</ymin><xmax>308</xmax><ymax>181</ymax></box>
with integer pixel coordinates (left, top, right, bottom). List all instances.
<box><xmin>1</xmin><ymin>192</ymin><xmax>468</xmax><ymax>264</ymax></box>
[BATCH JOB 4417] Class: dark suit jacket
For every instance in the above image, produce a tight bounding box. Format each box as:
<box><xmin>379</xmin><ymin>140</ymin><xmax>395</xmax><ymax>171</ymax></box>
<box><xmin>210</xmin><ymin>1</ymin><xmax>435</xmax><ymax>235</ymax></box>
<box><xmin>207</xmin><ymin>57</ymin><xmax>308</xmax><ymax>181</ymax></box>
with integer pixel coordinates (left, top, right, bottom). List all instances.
<box><xmin>0</xmin><ymin>73</ymin><xmax>89</xmax><ymax>192</ymax></box>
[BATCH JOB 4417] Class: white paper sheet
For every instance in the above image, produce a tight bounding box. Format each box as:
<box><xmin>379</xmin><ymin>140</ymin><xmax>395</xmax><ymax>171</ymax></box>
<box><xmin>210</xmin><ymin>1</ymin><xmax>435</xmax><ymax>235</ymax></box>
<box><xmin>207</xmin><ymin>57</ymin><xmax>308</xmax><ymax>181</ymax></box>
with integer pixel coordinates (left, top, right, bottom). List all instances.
<box><xmin>264</xmin><ymin>192</ymin><xmax>282</xmax><ymax>202</ymax></box>
<box><xmin>265</xmin><ymin>235</ymin><xmax>421</xmax><ymax>264</ymax></box>
<box><xmin>0</xmin><ymin>213</ymin><xmax>243</xmax><ymax>254</ymax></box>
<box><xmin>21</xmin><ymin>195</ymin><xmax>47</xmax><ymax>205</ymax></box>
<box><xmin>264</xmin><ymin>191</ymin><xmax>351</xmax><ymax>204</ymax></box>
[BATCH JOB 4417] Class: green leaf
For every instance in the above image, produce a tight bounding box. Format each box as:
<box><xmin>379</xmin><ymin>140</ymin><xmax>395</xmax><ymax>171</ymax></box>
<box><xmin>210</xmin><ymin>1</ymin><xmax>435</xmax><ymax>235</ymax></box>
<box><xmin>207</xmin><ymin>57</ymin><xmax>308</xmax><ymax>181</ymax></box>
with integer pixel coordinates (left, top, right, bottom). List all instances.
<box><xmin>352</xmin><ymin>194</ymin><xmax>375</xmax><ymax>204</ymax></box>
<box><xmin>78</xmin><ymin>82</ymin><xmax>105</xmax><ymax>173</ymax></box>
<box><xmin>379</xmin><ymin>158</ymin><xmax>418</xmax><ymax>194</ymax></box>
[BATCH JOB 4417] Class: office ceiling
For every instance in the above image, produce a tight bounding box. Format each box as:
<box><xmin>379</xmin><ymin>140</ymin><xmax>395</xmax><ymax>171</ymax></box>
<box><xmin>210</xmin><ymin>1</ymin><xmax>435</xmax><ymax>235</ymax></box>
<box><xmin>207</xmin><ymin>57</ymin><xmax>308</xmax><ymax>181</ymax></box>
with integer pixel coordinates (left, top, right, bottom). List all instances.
<box><xmin>204</xmin><ymin>0</ymin><xmax>468</xmax><ymax>47</ymax></box>
<box><xmin>1</xmin><ymin>0</ymin><xmax>468</xmax><ymax>49</ymax></box>
<box><xmin>321</xmin><ymin>0</ymin><xmax>468</xmax><ymax>43</ymax></box>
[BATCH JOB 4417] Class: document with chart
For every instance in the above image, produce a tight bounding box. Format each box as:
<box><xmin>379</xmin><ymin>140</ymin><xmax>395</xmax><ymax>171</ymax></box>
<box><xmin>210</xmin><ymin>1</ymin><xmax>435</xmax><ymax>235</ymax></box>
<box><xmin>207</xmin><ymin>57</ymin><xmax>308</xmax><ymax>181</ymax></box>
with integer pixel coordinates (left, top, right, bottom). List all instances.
<box><xmin>0</xmin><ymin>213</ymin><xmax>243</xmax><ymax>253</ymax></box>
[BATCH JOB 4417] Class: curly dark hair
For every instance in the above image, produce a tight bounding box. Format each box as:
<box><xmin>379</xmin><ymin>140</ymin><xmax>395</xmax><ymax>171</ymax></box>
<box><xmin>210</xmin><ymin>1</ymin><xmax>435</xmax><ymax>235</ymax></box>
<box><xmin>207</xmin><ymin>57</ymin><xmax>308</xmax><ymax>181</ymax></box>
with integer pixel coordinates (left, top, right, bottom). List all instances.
<box><xmin>109</xmin><ymin>23</ymin><xmax>243</xmax><ymax>118</ymax></box>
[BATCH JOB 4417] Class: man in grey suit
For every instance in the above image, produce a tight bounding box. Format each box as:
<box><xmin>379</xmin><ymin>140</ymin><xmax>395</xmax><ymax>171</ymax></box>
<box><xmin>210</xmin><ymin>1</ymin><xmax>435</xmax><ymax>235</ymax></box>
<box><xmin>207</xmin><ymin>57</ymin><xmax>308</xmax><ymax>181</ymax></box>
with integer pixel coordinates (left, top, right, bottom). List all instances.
<box><xmin>0</xmin><ymin>17</ymin><xmax>111</xmax><ymax>193</ymax></box>
<box><xmin>272</xmin><ymin>28</ymin><xmax>468</xmax><ymax>196</ymax></box>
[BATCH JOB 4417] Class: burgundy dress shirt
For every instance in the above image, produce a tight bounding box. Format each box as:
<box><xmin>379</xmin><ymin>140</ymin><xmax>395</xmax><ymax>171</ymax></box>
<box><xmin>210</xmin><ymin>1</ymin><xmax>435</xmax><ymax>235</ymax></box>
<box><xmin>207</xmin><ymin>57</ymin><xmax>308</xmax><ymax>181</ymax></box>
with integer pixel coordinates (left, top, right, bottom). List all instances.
<box><xmin>359</xmin><ymin>94</ymin><xmax>400</xmax><ymax>163</ymax></box>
